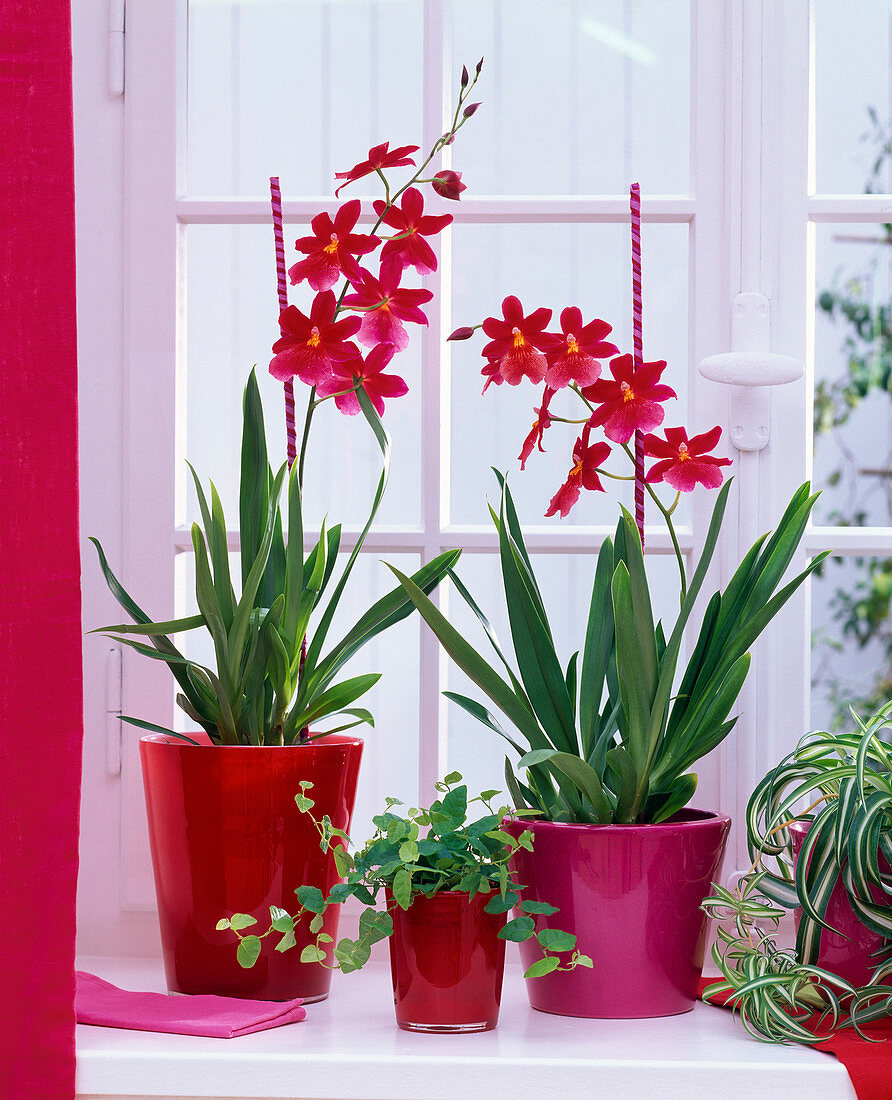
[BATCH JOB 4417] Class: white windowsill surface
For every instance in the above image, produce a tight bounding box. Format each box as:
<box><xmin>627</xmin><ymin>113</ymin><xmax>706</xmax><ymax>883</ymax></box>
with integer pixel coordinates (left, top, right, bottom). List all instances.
<box><xmin>76</xmin><ymin>956</ymin><xmax>856</xmax><ymax>1100</ymax></box>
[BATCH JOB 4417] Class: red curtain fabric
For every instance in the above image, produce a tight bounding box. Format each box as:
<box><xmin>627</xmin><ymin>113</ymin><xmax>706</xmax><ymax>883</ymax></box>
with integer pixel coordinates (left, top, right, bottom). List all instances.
<box><xmin>0</xmin><ymin>3</ymin><xmax>82</xmax><ymax>1098</ymax></box>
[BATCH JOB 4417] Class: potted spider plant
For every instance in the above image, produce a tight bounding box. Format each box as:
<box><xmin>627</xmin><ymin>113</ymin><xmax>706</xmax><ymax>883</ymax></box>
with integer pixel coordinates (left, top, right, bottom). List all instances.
<box><xmin>90</xmin><ymin>67</ymin><xmax>482</xmax><ymax>1002</ymax></box>
<box><xmin>701</xmin><ymin>704</ymin><xmax>892</xmax><ymax>1043</ymax></box>
<box><xmin>220</xmin><ymin>775</ymin><xmax>590</xmax><ymax>1031</ymax></box>
<box><xmin>390</xmin><ymin>197</ymin><xmax>826</xmax><ymax>1017</ymax></box>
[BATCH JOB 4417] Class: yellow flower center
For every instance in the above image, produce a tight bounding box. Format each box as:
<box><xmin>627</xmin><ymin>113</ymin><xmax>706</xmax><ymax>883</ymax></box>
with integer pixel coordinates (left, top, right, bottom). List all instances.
<box><xmin>307</xmin><ymin>326</ymin><xmax>321</xmax><ymax>348</ymax></box>
<box><xmin>621</xmin><ymin>380</ymin><xmax>635</xmax><ymax>403</ymax></box>
<box><xmin>565</xmin><ymin>334</ymin><xmax>579</xmax><ymax>355</ymax></box>
<box><xmin>571</xmin><ymin>459</ymin><xmax>584</xmax><ymax>477</ymax></box>
<box><xmin>512</xmin><ymin>326</ymin><xmax>526</xmax><ymax>348</ymax></box>
<box><xmin>323</xmin><ymin>233</ymin><xmax>339</xmax><ymax>254</ymax></box>
<box><xmin>678</xmin><ymin>442</ymin><xmax>690</xmax><ymax>461</ymax></box>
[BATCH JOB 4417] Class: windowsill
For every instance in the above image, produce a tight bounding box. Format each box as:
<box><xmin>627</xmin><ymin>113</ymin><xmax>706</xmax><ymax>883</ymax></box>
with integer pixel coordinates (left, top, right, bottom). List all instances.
<box><xmin>75</xmin><ymin>956</ymin><xmax>856</xmax><ymax>1100</ymax></box>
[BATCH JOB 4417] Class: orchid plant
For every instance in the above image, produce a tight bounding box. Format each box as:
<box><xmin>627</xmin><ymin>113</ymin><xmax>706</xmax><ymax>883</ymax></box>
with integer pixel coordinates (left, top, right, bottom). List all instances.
<box><xmin>392</xmin><ymin>280</ymin><xmax>826</xmax><ymax>824</ymax></box>
<box><xmin>91</xmin><ymin>63</ymin><xmax>483</xmax><ymax>747</ymax></box>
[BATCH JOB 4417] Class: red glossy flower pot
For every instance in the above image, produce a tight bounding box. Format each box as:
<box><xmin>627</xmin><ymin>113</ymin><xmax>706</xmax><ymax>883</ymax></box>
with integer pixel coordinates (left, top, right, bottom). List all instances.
<box><xmin>502</xmin><ymin>809</ymin><xmax>730</xmax><ymax>1019</ymax></box>
<box><xmin>789</xmin><ymin>820</ymin><xmax>890</xmax><ymax>987</ymax></box>
<box><xmin>140</xmin><ymin>732</ymin><xmax>362</xmax><ymax>1001</ymax></box>
<box><xmin>387</xmin><ymin>890</ymin><xmax>507</xmax><ymax>1032</ymax></box>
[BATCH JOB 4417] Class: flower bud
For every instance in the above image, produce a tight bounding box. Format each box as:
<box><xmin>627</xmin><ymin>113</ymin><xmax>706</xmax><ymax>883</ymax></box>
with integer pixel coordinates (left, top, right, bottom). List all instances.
<box><xmin>475</xmin><ymin>56</ymin><xmax>484</xmax><ymax>75</ymax></box>
<box><xmin>460</xmin><ymin>64</ymin><xmax>469</xmax><ymax>88</ymax></box>
<box><xmin>432</xmin><ymin>169</ymin><xmax>467</xmax><ymax>201</ymax></box>
<box><xmin>463</xmin><ymin>102</ymin><xmax>481</xmax><ymax>118</ymax></box>
<box><xmin>448</xmin><ymin>326</ymin><xmax>475</xmax><ymax>341</ymax></box>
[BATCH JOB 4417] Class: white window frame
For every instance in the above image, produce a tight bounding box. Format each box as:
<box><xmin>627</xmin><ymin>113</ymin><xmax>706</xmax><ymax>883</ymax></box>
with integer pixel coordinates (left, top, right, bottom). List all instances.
<box><xmin>78</xmin><ymin>0</ymin><xmax>832</xmax><ymax>935</ymax></box>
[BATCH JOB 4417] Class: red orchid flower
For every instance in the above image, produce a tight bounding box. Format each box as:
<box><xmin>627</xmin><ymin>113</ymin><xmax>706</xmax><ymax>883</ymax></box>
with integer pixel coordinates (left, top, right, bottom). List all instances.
<box><xmin>544</xmin><ymin>307</ymin><xmax>619</xmax><ymax>390</ymax></box>
<box><xmin>269</xmin><ymin>292</ymin><xmax>361</xmax><ymax>386</ymax></box>
<box><xmin>481</xmin><ymin>296</ymin><xmax>558</xmax><ymax>386</ymax></box>
<box><xmin>643</xmin><ymin>425</ymin><xmax>731</xmax><ymax>491</ymax></box>
<box><xmin>432</xmin><ymin>170</ymin><xmax>467</xmax><ymax>200</ymax></box>
<box><xmin>519</xmin><ymin>386</ymin><xmax>555</xmax><ymax>469</ymax></box>
<box><xmin>481</xmin><ymin>359</ymin><xmax>503</xmax><ymax>394</ymax></box>
<box><xmin>334</xmin><ymin>141</ymin><xmax>420</xmax><ymax>198</ymax></box>
<box><xmin>373</xmin><ymin>187</ymin><xmax>452</xmax><ymax>274</ymax></box>
<box><xmin>341</xmin><ymin>255</ymin><xmax>433</xmax><ymax>351</ymax></box>
<box><xmin>545</xmin><ymin>430</ymin><xmax>611</xmax><ymax>518</ymax></box>
<box><xmin>582</xmin><ymin>354</ymin><xmax>677</xmax><ymax>444</ymax></box>
<box><xmin>317</xmin><ymin>343</ymin><xmax>408</xmax><ymax>417</ymax></box>
<box><xmin>289</xmin><ymin>200</ymin><xmax>380</xmax><ymax>292</ymax></box>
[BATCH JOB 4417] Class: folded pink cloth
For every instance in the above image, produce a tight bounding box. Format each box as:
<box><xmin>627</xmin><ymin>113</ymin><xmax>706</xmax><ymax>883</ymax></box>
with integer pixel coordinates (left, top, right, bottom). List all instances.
<box><xmin>76</xmin><ymin>972</ymin><xmax>306</xmax><ymax>1038</ymax></box>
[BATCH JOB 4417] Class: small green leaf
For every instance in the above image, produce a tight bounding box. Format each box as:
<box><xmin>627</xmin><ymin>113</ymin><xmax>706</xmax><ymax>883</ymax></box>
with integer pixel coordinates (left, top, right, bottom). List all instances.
<box><xmin>317</xmin><ymin>932</ymin><xmax>334</xmax><ymax>944</ymax></box>
<box><xmin>537</xmin><ymin>928</ymin><xmax>577</xmax><ymax>952</ymax></box>
<box><xmin>229</xmin><ymin>913</ymin><xmax>257</xmax><ymax>931</ymax></box>
<box><xmin>270</xmin><ymin>912</ymin><xmax>294</xmax><ymax>934</ymax></box>
<box><xmin>392</xmin><ymin>867</ymin><xmax>412</xmax><ymax>910</ymax></box>
<box><xmin>236</xmin><ymin>935</ymin><xmax>262</xmax><ymax>968</ymax></box>
<box><xmin>309</xmin><ymin>912</ymin><xmax>325</xmax><ymax>934</ymax></box>
<box><xmin>524</xmin><ymin>956</ymin><xmax>561</xmax><ymax>978</ymax></box>
<box><xmin>300</xmin><ymin>944</ymin><xmax>327</xmax><ymax>964</ymax></box>
<box><xmin>295</xmin><ymin>792</ymin><xmax>316</xmax><ymax>812</ymax></box>
<box><xmin>443</xmin><ymin>771</ymin><xmax>463</xmax><ymax>785</ymax></box>
<box><xmin>520</xmin><ymin>900</ymin><xmax>559</xmax><ymax>915</ymax></box>
<box><xmin>215</xmin><ymin>918</ymin><xmax>231</xmax><ymax>931</ymax></box>
<box><xmin>575</xmin><ymin>953</ymin><xmax>594</xmax><ymax>968</ymax></box>
<box><xmin>499</xmin><ymin>915</ymin><xmax>536</xmax><ymax>941</ymax></box>
<box><xmin>296</xmin><ymin>885</ymin><xmax>325</xmax><ymax>913</ymax></box>
<box><xmin>484</xmin><ymin>891</ymin><xmax>518</xmax><ymax>915</ymax></box>
<box><xmin>275</xmin><ymin>930</ymin><xmax>296</xmax><ymax>954</ymax></box>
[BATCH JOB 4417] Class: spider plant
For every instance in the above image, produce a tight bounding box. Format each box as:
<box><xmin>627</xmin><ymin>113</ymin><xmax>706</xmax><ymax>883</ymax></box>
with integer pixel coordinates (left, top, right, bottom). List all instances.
<box><xmin>747</xmin><ymin>702</ymin><xmax>892</xmax><ymax>966</ymax></box>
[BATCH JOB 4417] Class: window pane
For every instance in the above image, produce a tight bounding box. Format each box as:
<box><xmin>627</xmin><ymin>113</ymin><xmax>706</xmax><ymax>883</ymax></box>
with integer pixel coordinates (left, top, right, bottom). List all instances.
<box><xmin>183</xmin><ymin>223</ymin><xmax>422</xmax><ymax>530</ymax></box>
<box><xmin>813</xmin><ymin>0</ymin><xmax>892</xmax><ymax>195</ymax></box>
<box><xmin>449</xmin><ymin>221</ymin><xmax>690</xmax><ymax>526</ymax></box>
<box><xmin>811</xmin><ymin>554</ymin><xmax>892</xmax><ymax>731</ymax></box>
<box><xmin>452</xmin><ymin>0</ymin><xmax>691</xmax><ymax>195</ymax></box>
<box><xmin>812</xmin><ymin>222</ymin><xmax>892</xmax><ymax>526</ymax></box>
<box><xmin>176</xmin><ymin>550</ymin><xmax>422</xmax><ymax>843</ymax></box>
<box><xmin>187</xmin><ymin>0</ymin><xmax>424</xmax><ymax>197</ymax></box>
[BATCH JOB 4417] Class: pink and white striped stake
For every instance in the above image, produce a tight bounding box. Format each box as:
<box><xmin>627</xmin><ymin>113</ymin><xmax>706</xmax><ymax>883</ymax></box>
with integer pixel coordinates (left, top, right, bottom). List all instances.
<box><xmin>630</xmin><ymin>182</ymin><xmax>645</xmax><ymax>547</ymax></box>
<box><xmin>269</xmin><ymin>176</ymin><xmax>297</xmax><ymax>468</ymax></box>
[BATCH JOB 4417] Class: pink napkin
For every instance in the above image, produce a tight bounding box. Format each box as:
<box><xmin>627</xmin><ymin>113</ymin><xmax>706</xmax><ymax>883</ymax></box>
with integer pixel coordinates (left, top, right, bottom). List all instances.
<box><xmin>76</xmin><ymin>972</ymin><xmax>306</xmax><ymax>1038</ymax></box>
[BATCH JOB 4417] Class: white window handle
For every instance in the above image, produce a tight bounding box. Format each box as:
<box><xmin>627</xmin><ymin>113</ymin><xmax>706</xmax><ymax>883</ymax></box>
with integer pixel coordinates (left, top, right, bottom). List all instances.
<box><xmin>699</xmin><ymin>293</ymin><xmax>803</xmax><ymax>451</ymax></box>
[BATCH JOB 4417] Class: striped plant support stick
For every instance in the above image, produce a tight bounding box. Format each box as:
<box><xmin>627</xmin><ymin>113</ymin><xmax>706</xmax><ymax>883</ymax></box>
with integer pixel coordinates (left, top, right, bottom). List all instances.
<box><xmin>630</xmin><ymin>182</ymin><xmax>645</xmax><ymax>547</ymax></box>
<box><xmin>269</xmin><ymin>176</ymin><xmax>297</xmax><ymax>468</ymax></box>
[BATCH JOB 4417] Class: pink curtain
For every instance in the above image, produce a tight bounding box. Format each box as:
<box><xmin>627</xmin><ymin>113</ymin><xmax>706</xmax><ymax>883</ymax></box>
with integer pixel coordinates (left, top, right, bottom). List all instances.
<box><xmin>0</xmin><ymin>3</ymin><xmax>82</xmax><ymax>1097</ymax></box>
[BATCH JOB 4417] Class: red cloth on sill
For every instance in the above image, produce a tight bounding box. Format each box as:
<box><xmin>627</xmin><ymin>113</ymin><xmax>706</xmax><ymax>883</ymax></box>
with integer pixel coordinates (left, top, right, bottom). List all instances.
<box><xmin>76</xmin><ymin>972</ymin><xmax>306</xmax><ymax>1038</ymax></box>
<box><xmin>0</xmin><ymin>2</ymin><xmax>82</xmax><ymax>1098</ymax></box>
<box><xmin>698</xmin><ymin>977</ymin><xmax>892</xmax><ymax>1100</ymax></box>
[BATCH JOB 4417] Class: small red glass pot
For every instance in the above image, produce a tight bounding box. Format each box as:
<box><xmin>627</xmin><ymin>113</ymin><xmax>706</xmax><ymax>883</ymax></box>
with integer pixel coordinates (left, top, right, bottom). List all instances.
<box><xmin>387</xmin><ymin>889</ymin><xmax>507</xmax><ymax>1032</ymax></box>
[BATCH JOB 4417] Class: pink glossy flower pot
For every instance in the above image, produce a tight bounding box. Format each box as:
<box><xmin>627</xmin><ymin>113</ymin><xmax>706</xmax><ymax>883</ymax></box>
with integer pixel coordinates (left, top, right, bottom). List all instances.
<box><xmin>502</xmin><ymin>809</ymin><xmax>730</xmax><ymax>1018</ymax></box>
<box><xmin>140</xmin><ymin>732</ymin><xmax>362</xmax><ymax>1001</ymax></box>
<box><xmin>789</xmin><ymin>820</ymin><xmax>890</xmax><ymax>987</ymax></box>
<box><xmin>388</xmin><ymin>890</ymin><xmax>507</xmax><ymax>1032</ymax></box>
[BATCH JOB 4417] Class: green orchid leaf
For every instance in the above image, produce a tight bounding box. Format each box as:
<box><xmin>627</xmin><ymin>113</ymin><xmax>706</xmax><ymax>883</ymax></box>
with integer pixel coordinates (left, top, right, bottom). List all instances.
<box><xmin>605</xmin><ymin>745</ymin><xmax>638</xmax><ymax>823</ymax></box>
<box><xmin>119</xmin><ymin>716</ymin><xmax>200</xmax><ymax>744</ymax></box>
<box><xmin>580</xmin><ymin>537</ymin><xmax>616</xmax><ymax>753</ymax></box>
<box><xmin>610</xmin><ymin>561</ymin><xmax>653</xmax><ymax>771</ymax></box>
<box><xmin>387</xmin><ymin>565</ymin><xmax>553</xmax><ymax>755</ymax></box>
<box><xmin>239</xmin><ymin>369</ymin><xmax>271</xmax><ymax>589</ymax></box>
<box><xmin>498</xmin><ymin>513</ymin><xmax>578</xmax><ymax>757</ymax></box>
